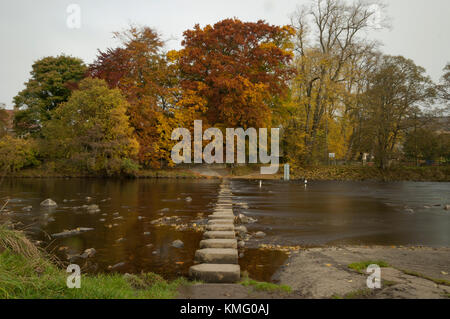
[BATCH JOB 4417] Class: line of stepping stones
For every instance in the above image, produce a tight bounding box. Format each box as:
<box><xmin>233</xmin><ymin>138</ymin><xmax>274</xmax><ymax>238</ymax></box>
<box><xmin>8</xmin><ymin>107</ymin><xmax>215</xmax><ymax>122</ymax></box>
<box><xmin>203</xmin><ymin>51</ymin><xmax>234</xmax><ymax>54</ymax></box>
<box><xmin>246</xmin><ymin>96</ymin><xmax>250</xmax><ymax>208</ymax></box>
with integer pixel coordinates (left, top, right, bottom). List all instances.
<box><xmin>189</xmin><ymin>181</ymin><xmax>241</xmax><ymax>283</ymax></box>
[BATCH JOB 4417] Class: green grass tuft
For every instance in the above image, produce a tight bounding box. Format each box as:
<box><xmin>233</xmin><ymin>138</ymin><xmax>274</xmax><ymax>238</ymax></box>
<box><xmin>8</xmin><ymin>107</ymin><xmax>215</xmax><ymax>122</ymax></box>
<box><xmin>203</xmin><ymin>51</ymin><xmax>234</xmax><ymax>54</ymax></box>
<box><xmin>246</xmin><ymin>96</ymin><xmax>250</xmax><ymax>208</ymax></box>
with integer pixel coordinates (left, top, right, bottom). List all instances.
<box><xmin>343</xmin><ymin>288</ymin><xmax>374</xmax><ymax>299</ymax></box>
<box><xmin>348</xmin><ymin>260</ymin><xmax>389</xmax><ymax>273</ymax></box>
<box><xmin>239</xmin><ymin>273</ymin><xmax>292</xmax><ymax>293</ymax></box>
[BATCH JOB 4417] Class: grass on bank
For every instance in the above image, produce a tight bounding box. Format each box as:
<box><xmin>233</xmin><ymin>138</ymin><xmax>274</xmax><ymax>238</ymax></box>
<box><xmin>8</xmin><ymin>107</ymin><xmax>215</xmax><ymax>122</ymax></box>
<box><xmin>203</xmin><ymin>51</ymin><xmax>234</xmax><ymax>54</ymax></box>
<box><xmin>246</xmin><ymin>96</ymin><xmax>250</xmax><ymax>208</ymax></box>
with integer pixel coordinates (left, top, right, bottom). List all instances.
<box><xmin>291</xmin><ymin>165</ymin><xmax>450</xmax><ymax>182</ymax></box>
<box><xmin>398</xmin><ymin>268</ymin><xmax>450</xmax><ymax>286</ymax></box>
<box><xmin>5</xmin><ymin>163</ymin><xmax>450</xmax><ymax>182</ymax></box>
<box><xmin>0</xmin><ymin>225</ymin><xmax>191</xmax><ymax>299</ymax></box>
<box><xmin>239</xmin><ymin>272</ymin><xmax>292</xmax><ymax>293</ymax></box>
<box><xmin>348</xmin><ymin>260</ymin><xmax>389</xmax><ymax>273</ymax></box>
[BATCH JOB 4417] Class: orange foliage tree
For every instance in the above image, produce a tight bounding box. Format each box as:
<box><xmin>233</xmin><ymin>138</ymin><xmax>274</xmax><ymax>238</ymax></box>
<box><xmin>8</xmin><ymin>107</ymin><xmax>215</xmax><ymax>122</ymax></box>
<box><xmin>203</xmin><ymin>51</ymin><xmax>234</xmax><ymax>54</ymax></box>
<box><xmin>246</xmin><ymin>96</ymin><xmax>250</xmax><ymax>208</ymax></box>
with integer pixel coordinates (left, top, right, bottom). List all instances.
<box><xmin>178</xmin><ymin>19</ymin><xmax>295</xmax><ymax>129</ymax></box>
<box><xmin>88</xmin><ymin>27</ymin><xmax>181</xmax><ymax>168</ymax></box>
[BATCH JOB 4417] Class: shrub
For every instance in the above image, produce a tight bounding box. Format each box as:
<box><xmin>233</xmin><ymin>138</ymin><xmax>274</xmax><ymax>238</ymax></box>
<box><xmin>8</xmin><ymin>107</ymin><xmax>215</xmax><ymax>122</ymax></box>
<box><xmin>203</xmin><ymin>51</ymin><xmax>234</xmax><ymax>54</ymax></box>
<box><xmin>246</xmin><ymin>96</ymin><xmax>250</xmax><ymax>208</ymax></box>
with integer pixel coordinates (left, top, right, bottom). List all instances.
<box><xmin>0</xmin><ymin>136</ymin><xmax>39</xmax><ymax>172</ymax></box>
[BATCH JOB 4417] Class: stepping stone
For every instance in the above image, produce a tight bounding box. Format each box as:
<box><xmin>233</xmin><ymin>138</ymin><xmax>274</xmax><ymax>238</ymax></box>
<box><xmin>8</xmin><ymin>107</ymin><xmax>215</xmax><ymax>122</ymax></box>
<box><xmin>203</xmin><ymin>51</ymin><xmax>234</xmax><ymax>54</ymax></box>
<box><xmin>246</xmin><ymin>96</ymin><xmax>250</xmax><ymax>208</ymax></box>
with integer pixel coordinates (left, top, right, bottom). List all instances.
<box><xmin>200</xmin><ymin>239</ymin><xmax>237</xmax><ymax>249</ymax></box>
<box><xmin>208</xmin><ymin>213</ymin><xmax>234</xmax><ymax>217</ymax></box>
<box><xmin>195</xmin><ymin>248</ymin><xmax>238</xmax><ymax>264</ymax></box>
<box><xmin>216</xmin><ymin>201</ymin><xmax>233</xmax><ymax>206</ymax></box>
<box><xmin>189</xmin><ymin>264</ymin><xmax>240</xmax><ymax>283</ymax></box>
<box><xmin>214</xmin><ymin>209</ymin><xmax>233</xmax><ymax>214</ymax></box>
<box><xmin>203</xmin><ymin>231</ymin><xmax>235</xmax><ymax>239</ymax></box>
<box><xmin>211</xmin><ymin>211</ymin><xmax>234</xmax><ymax>216</ymax></box>
<box><xmin>206</xmin><ymin>224</ymin><xmax>235</xmax><ymax>231</ymax></box>
<box><xmin>208</xmin><ymin>219</ymin><xmax>234</xmax><ymax>225</ymax></box>
<box><xmin>209</xmin><ymin>215</ymin><xmax>234</xmax><ymax>220</ymax></box>
<box><xmin>214</xmin><ymin>203</ymin><xmax>233</xmax><ymax>210</ymax></box>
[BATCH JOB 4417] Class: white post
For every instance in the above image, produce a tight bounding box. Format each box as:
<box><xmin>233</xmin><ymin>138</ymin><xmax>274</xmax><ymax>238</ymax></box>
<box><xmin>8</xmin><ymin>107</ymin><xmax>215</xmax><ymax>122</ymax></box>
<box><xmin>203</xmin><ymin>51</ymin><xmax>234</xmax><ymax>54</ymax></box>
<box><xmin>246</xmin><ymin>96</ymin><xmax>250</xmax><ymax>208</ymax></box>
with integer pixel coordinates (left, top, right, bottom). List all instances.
<box><xmin>284</xmin><ymin>164</ymin><xmax>290</xmax><ymax>181</ymax></box>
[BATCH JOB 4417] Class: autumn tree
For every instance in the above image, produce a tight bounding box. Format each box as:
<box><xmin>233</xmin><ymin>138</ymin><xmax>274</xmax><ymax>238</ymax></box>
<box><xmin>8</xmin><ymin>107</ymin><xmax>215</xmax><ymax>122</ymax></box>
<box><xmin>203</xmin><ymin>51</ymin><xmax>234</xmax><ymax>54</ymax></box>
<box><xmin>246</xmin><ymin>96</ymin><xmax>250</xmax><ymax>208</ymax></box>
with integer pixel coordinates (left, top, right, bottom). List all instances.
<box><xmin>287</xmin><ymin>0</ymin><xmax>386</xmax><ymax>164</ymax></box>
<box><xmin>178</xmin><ymin>18</ymin><xmax>295</xmax><ymax>129</ymax></box>
<box><xmin>13</xmin><ymin>55</ymin><xmax>86</xmax><ymax>136</ymax></box>
<box><xmin>42</xmin><ymin>78</ymin><xmax>139</xmax><ymax>176</ymax></box>
<box><xmin>88</xmin><ymin>27</ymin><xmax>181</xmax><ymax>167</ymax></box>
<box><xmin>0</xmin><ymin>136</ymin><xmax>39</xmax><ymax>173</ymax></box>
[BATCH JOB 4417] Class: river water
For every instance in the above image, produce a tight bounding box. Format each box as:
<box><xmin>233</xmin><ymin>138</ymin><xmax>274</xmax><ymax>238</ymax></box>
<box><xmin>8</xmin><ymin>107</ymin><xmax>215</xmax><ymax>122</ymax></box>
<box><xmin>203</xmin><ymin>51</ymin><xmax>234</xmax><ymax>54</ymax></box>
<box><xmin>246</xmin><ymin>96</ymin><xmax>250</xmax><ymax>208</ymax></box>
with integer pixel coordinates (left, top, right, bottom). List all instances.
<box><xmin>1</xmin><ymin>178</ymin><xmax>449</xmax><ymax>281</ymax></box>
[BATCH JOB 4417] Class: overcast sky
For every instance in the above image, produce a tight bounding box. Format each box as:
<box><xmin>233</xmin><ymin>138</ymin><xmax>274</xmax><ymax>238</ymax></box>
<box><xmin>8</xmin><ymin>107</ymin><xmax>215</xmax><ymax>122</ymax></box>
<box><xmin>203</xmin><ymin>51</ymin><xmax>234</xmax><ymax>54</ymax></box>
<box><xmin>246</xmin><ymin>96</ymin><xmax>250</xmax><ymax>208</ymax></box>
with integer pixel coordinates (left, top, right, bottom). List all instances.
<box><xmin>0</xmin><ymin>0</ymin><xmax>449</xmax><ymax>108</ymax></box>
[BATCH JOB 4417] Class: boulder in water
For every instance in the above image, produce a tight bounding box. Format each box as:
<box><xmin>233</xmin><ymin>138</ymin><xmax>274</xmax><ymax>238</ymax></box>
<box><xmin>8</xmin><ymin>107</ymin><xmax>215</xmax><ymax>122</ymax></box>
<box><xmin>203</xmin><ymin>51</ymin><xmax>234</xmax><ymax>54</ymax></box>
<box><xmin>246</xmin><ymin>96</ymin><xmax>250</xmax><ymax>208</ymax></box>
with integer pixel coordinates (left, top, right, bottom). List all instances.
<box><xmin>172</xmin><ymin>239</ymin><xmax>184</xmax><ymax>248</ymax></box>
<box><xmin>80</xmin><ymin>248</ymin><xmax>96</xmax><ymax>258</ymax></box>
<box><xmin>86</xmin><ymin>204</ymin><xmax>100</xmax><ymax>213</ymax></box>
<box><xmin>255</xmin><ymin>231</ymin><xmax>266</xmax><ymax>238</ymax></box>
<box><xmin>40</xmin><ymin>199</ymin><xmax>57</xmax><ymax>207</ymax></box>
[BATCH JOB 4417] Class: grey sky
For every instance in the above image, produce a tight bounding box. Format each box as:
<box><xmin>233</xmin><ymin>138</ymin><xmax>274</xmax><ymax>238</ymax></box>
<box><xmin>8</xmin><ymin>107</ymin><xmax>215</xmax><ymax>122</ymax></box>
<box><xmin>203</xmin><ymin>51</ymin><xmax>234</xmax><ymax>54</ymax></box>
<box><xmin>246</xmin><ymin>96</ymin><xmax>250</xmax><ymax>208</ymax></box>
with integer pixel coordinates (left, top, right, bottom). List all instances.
<box><xmin>0</xmin><ymin>0</ymin><xmax>449</xmax><ymax>108</ymax></box>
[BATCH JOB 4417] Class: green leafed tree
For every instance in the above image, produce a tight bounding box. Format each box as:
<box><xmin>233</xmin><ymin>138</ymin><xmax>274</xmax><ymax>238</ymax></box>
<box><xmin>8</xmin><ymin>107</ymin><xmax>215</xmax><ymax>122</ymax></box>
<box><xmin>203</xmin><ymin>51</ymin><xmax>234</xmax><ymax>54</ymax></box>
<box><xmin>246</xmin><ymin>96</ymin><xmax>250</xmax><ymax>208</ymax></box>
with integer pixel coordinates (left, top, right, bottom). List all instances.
<box><xmin>42</xmin><ymin>78</ymin><xmax>140</xmax><ymax>176</ymax></box>
<box><xmin>13</xmin><ymin>55</ymin><xmax>87</xmax><ymax>136</ymax></box>
<box><xmin>361</xmin><ymin>55</ymin><xmax>435</xmax><ymax>168</ymax></box>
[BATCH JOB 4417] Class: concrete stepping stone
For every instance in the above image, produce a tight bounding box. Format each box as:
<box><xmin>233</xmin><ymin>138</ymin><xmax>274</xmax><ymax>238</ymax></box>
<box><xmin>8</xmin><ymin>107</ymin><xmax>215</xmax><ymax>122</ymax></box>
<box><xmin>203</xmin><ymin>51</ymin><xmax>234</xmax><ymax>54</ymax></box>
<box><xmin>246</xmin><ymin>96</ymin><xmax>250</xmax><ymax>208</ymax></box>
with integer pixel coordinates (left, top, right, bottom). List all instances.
<box><xmin>206</xmin><ymin>224</ymin><xmax>235</xmax><ymax>231</ymax></box>
<box><xmin>211</xmin><ymin>211</ymin><xmax>233</xmax><ymax>215</ymax></box>
<box><xmin>203</xmin><ymin>231</ymin><xmax>235</xmax><ymax>239</ymax></box>
<box><xmin>209</xmin><ymin>215</ymin><xmax>234</xmax><ymax>220</ymax></box>
<box><xmin>208</xmin><ymin>214</ymin><xmax>234</xmax><ymax>218</ymax></box>
<box><xmin>195</xmin><ymin>248</ymin><xmax>238</xmax><ymax>264</ymax></box>
<box><xmin>200</xmin><ymin>239</ymin><xmax>237</xmax><ymax>249</ymax></box>
<box><xmin>189</xmin><ymin>264</ymin><xmax>240</xmax><ymax>283</ymax></box>
<box><xmin>214</xmin><ymin>209</ymin><xmax>233</xmax><ymax>213</ymax></box>
<box><xmin>208</xmin><ymin>219</ymin><xmax>234</xmax><ymax>225</ymax></box>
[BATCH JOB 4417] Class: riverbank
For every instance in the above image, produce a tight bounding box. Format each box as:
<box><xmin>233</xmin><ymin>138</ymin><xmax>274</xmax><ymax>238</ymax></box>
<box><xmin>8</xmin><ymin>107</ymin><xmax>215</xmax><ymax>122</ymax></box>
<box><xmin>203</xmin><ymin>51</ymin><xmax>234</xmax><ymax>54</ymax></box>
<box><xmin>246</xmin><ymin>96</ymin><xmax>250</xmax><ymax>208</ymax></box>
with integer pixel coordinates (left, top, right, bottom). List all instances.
<box><xmin>5</xmin><ymin>164</ymin><xmax>449</xmax><ymax>182</ymax></box>
<box><xmin>0</xmin><ymin>225</ymin><xmax>290</xmax><ymax>299</ymax></box>
<box><xmin>229</xmin><ymin>165</ymin><xmax>450</xmax><ymax>182</ymax></box>
<box><xmin>3</xmin><ymin>167</ymin><xmax>208</xmax><ymax>179</ymax></box>
<box><xmin>0</xmin><ymin>225</ymin><xmax>193</xmax><ymax>298</ymax></box>
<box><xmin>274</xmin><ymin>246</ymin><xmax>450</xmax><ymax>299</ymax></box>
<box><xmin>2</xmin><ymin>225</ymin><xmax>450</xmax><ymax>299</ymax></box>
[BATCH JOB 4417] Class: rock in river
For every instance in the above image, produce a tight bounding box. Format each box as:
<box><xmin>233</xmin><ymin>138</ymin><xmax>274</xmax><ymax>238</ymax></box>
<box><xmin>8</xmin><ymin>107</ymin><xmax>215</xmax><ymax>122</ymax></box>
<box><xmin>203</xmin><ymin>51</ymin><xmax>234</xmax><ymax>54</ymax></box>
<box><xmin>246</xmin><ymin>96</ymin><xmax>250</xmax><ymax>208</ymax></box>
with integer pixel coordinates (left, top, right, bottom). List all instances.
<box><xmin>172</xmin><ymin>239</ymin><xmax>184</xmax><ymax>248</ymax></box>
<box><xmin>238</xmin><ymin>213</ymin><xmax>257</xmax><ymax>224</ymax></box>
<box><xmin>108</xmin><ymin>262</ymin><xmax>126</xmax><ymax>271</ymax></box>
<box><xmin>255</xmin><ymin>231</ymin><xmax>266</xmax><ymax>238</ymax></box>
<box><xmin>52</xmin><ymin>227</ymin><xmax>94</xmax><ymax>238</ymax></box>
<box><xmin>86</xmin><ymin>204</ymin><xmax>100</xmax><ymax>213</ymax></box>
<box><xmin>40</xmin><ymin>199</ymin><xmax>57</xmax><ymax>207</ymax></box>
<box><xmin>80</xmin><ymin>248</ymin><xmax>96</xmax><ymax>258</ymax></box>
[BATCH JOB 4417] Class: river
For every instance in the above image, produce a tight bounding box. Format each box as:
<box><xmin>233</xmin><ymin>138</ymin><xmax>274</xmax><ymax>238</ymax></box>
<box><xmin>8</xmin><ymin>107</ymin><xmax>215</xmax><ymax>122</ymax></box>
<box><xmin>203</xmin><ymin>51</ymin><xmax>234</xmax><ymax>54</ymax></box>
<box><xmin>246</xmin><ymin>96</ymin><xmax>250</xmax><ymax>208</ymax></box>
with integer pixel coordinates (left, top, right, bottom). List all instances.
<box><xmin>1</xmin><ymin>178</ymin><xmax>449</xmax><ymax>281</ymax></box>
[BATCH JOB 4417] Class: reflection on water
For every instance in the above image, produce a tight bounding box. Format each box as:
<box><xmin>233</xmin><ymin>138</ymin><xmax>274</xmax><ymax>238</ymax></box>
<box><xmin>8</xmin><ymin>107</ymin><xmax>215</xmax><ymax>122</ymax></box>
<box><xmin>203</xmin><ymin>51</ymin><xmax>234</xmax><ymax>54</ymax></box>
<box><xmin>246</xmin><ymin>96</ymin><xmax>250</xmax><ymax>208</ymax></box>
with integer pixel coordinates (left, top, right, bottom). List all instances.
<box><xmin>0</xmin><ymin>179</ymin><xmax>219</xmax><ymax>280</ymax></box>
<box><xmin>239</xmin><ymin>249</ymin><xmax>288</xmax><ymax>282</ymax></box>
<box><xmin>230</xmin><ymin>179</ymin><xmax>450</xmax><ymax>247</ymax></box>
<box><xmin>1</xmin><ymin>178</ymin><xmax>449</xmax><ymax>281</ymax></box>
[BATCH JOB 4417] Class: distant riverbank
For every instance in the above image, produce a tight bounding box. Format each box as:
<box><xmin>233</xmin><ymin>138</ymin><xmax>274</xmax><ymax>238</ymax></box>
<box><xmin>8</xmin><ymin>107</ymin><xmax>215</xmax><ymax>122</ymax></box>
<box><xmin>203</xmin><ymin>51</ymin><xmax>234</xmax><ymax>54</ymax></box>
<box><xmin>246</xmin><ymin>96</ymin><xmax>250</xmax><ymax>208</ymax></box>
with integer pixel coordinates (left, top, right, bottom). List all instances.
<box><xmin>4</xmin><ymin>164</ymin><xmax>450</xmax><ymax>182</ymax></box>
<box><xmin>229</xmin><ymin>165</ymin><xmax>450</xmax><ymax>182</ymax></box>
